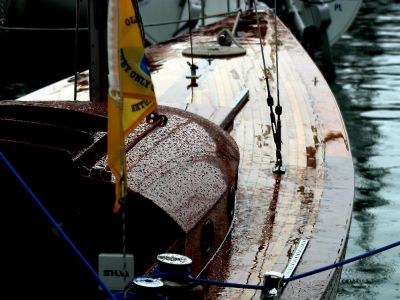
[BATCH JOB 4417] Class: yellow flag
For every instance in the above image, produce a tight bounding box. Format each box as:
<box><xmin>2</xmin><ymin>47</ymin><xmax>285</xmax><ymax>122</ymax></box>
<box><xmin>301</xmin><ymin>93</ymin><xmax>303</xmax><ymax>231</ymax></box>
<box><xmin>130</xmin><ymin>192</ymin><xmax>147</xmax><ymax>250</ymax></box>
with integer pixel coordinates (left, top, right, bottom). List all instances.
<box><xmin>107</xmin><ymin>0</ymin><xmax>157</xmax><ymax>213</ymax></box>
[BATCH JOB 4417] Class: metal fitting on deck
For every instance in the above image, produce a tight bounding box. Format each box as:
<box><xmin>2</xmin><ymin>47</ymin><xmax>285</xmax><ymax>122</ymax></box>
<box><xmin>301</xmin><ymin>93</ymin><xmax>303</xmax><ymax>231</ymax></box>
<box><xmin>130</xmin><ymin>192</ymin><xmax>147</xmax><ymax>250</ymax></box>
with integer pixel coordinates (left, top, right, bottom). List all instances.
<box><xmin>186</xmin><ymin>62</ymin><xmax>200</xmax><ymax>88</ymax></box>
<box><xmin>218</xmin><ymin>29</ymin><xmax>233</xmax><ymax>46</ymax></box>
<box><xmin>132</xmin><ymin>277</ymin><xmax>165</xmax><ymax>300</ymax></box>
<box><xmin>90</xmin><ymin>165</ymin><xmax>112</xmax><ymax>181</ymax></box>
<box><xmin>154</xmin><ymin>253</ymin><xmax>195</xmax><ymax>292</ymax></box>
<box><xmin>260</xmin><ymin>271</ymin><xmax>284</xmax><ymax>300</ymax></box>
<box><xmin>156</xmin><ymin>253</ymin><xmax>192</xmax><ymax>274</ymax></box>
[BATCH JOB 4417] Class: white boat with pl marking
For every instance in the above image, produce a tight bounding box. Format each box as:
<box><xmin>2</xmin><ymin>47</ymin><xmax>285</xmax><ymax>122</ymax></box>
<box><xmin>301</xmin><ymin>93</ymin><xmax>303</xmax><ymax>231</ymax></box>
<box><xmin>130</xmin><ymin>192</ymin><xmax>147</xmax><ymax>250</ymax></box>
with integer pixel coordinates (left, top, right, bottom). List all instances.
<box><xmin>1</xmin><ymin>0</ymin><xmax>361</xmax><ymax>84</ymax></box>
<box><xmin>272</xmin><ymin>0</ymin><xmax>362</xmax><ymax>81</ymax></box>
<box><xmin>289</xmin><ymin>0</ymin><xmax>362</xmax><ymax>46</ymax></box>
<box><xmin>1</xmin><ymin>0</ymin><xmax>361</xmax><ymax>46</ymax></box>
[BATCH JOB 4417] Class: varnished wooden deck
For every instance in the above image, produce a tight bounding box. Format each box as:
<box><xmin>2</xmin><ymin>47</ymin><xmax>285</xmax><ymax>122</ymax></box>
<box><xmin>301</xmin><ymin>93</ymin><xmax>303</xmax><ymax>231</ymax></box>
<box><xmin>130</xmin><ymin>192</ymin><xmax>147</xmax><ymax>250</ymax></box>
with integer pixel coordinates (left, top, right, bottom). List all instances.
<box><xmin>15</xmin><ymin>9</ymin><xmax>354</xmax><ymax>299</ymax></box>
<box><xmin>147</xmin><ymin>11</ymin><xmax>354</xmax><ymax>299</ymax></box>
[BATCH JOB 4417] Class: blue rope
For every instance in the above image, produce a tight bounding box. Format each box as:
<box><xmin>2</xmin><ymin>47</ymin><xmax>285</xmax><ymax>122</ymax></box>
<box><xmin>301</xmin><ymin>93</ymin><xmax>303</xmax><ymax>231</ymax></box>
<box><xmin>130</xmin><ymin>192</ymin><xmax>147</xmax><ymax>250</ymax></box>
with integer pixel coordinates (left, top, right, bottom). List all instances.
<box><xmin>0</xmin><ymin>152</ymin><xmax>118</xmax><ymax>300</ymax></box>
<box><xmin>4</xmin><ymin>147</ymin><xmax>399</xmax><ymax>297</ymax></box>
<box><xmin>132</xmin><ymin>269</ymin><xmax>266</xmax><ymax>290</ymax></box>
<box><xmin>110</xmin><ymin>291</ymin><xmax>165</xmax><ymax>300</ymax></box>
<box><xmin>144</xmin><ymin>270</ymin><xmax>192</xmax><ymax>279</ymax></box>
<box><xmin>137</xmin><ymin>240</ymin><xmax>400</xmax><ymax>291</ymax></box>
<box><xmin>284</xmin><ymin>239</ymin><xmax>400</xmax><ymax>282</ymax></box>
<box><xmin>188</xmin><ymin>277</ymin><xmax>265</xmax><ymax>290</ymax></box>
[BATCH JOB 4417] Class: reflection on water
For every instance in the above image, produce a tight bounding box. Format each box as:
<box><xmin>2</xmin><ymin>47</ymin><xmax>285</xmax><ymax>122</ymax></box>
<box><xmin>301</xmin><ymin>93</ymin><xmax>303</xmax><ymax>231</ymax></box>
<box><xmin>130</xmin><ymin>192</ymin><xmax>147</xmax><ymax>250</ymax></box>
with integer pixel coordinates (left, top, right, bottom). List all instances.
<box><xmin>331</xmin><ymin>1</ymin><xmax>400</xmax><ymax>299</ymax></box>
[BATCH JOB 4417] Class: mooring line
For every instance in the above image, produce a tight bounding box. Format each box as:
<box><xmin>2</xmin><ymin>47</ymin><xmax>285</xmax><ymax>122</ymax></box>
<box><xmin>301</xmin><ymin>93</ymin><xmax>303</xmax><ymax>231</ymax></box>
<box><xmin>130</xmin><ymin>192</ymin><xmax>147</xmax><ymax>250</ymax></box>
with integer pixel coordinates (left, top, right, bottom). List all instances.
<box><xmin>130</xmin><ymin>240</ymin><xmax>400</xmax><ymax>291</ymax></box>
<box><xmin>0</xmin><ymin>152</ymin><xmax>118</xmax><ymax>300</ymax></box>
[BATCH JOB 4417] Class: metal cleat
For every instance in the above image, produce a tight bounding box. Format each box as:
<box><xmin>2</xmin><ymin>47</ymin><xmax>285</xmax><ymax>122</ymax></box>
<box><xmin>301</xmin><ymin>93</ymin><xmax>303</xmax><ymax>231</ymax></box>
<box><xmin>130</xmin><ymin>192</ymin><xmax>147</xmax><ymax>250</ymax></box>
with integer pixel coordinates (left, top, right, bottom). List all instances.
<box><xmin>260</xmin><ymin>271</ymin><xmax>284</xmax><ymax>300</ymax></box>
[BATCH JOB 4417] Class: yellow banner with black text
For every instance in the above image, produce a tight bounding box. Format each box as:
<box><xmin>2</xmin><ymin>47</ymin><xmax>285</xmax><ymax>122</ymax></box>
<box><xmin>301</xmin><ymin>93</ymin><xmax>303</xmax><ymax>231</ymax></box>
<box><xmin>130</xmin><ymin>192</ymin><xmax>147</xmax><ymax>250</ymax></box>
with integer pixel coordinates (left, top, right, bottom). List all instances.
<box><xmin>107</xmin><ymin>0</ymin><xmax>157</xmax><ymax>213</ymax></box>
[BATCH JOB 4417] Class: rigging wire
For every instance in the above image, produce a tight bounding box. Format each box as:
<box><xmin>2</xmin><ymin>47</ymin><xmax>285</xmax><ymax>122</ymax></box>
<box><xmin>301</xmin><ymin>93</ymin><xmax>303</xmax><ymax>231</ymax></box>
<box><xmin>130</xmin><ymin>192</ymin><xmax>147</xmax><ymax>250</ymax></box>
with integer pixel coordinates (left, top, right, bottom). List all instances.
<box><xmin>273</xmin><ymin>0</ymin><xmax>284</xmax><ymax>173</ymax></box>
<box><xmin>301</xmin><ymin>0</ymin><xmax>336</xmax><ymax>4</ymax></box>
<box><xmin>254</xmin><ymin>1</ymin><xmax>272</xmax><ymax>96</ymax></box>
<box><xmin>186</xmin><ymin>0</ymin><xmax>198</xmax><ymax>105</ymax></box>
<box><xmin>0</xmin><ymin>11</ymin><xmax>245</xmax><ymax>32</ymax></box>
<box><xmin>73</xmin><ymin>0</ymin><xmax>81</xmax><ymax>101</ymax></box>
<box><xmin>119</xmin><ymin>1</ymin><xmax>150</xmax><ymax>294</ymax></box>
<box><xmin>133</xmin><ymin>0</ymin><xmax>146</xmax><ymax>45</ymax></box>
<box><xmin>0</xmin><ymin>26</ymin><xmax>88</xmax><ymax>31</ymax></box>
<box><xmin>274</xmin><ymin>0</ymin><xmax>280</xmax><ymax>108</ymax></box>
<box><xmin>254</xmin><ymin>0</ymin><xmax>285</xmax><ymax>173</ymax></box>
<box><xmin>187</xmin><ymin>0</ymin><xmax>195</xmax><ymax>69</ymax></box>
<box><xmin>0</xmin><ymin>0</ymin><xmax>5</xmax><ymax>26</ymax></box>
<box><xmin>201</xmin><ymin>0</ymin><xmax>206</xmax><ymax>26</ymax></box>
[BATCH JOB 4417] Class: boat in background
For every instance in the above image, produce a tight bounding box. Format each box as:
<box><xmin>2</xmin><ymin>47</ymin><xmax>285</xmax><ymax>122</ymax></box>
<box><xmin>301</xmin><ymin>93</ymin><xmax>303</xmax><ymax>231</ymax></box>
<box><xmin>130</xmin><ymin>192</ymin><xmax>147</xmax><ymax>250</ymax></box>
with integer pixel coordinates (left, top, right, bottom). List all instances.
<box><xmin>0</xmin><ymin>0</ymin><xmax>244</xmax><ymax>95</ymax></box>
<box><xmin>0</xmin><ymin>0</ymin><xmax>243</xmax><ymax>44</ymax></box>
<box><xmin>282</xmin><ymin>0</ymin><xmax>362</xmax><ymax>46</ymax></box>
<box><xmin>140</xmin><ymin>0</ymin><xmax>362</xmax><ymax>47</ymax></box>
<box><xmin>1</xmin><ymin>1</ymin><xmax>354</xmax><ymax>299</ymax></box>
<box><xmin>0</xmin><ymin>0</ymin><xmax>361</xmax><ymax>85</ymax></box>
<box><xmin>1</xmin><ymin>0</ymin><xmax>361</xmax><ymax>46</ymax></box>
<box><xmin>263</xmin><ymin>0</ymin><xmax>362</xmax><ymax>82</ymax></box>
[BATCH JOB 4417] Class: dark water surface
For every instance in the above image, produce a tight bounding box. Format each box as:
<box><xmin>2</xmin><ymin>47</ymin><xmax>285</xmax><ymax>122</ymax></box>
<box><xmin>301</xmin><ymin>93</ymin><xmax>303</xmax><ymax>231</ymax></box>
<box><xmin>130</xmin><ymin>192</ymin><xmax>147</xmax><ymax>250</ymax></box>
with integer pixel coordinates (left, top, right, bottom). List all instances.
<box><xmin>1</xmin><ymin>1</ymin><xmax>399</xmax><ymax>298</ymax></box>
<box><xmin>332</xmin><ymin>1</ymin><xmax>400</xmax><ymax>299</ymax></box>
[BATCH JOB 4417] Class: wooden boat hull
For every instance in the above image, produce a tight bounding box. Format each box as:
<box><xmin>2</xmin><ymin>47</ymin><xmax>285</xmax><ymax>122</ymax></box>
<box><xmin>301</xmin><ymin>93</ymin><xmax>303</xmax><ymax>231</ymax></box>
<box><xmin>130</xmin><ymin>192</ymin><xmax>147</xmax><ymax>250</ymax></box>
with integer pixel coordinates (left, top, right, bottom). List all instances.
<box><xmin>6</xmin><ymin>8</ymin><xmax>354</xmax><ymax>300</ymax></box>
<box><xmin>0</xmin><ymin>102</ymin><xmax>239</xmax><ymax>298</ymax></box>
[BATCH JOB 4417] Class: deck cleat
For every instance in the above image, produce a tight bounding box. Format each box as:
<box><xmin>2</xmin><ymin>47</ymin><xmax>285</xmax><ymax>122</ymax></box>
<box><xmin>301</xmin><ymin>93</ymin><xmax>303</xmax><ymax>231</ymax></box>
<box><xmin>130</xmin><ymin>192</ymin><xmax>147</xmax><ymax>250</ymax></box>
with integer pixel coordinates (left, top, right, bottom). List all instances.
<box><xmin>260</xmin><ymin>271</ymin><xmax>284</xmax><ymax>300</ymax></box>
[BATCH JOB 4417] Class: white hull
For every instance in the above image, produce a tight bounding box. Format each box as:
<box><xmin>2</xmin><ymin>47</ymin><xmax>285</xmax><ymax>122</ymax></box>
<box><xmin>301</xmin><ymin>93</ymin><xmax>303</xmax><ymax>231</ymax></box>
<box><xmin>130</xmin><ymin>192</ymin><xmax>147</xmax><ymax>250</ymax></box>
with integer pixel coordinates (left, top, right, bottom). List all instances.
<box><xmin>293</xmin><ymin>0</ymin><xmax>362</xmax><ymax>46</ymax></box>
<box><xmin>3</xmin><ymin>0</ymin><xmax>361</xmax><ymax>46</ymax></box>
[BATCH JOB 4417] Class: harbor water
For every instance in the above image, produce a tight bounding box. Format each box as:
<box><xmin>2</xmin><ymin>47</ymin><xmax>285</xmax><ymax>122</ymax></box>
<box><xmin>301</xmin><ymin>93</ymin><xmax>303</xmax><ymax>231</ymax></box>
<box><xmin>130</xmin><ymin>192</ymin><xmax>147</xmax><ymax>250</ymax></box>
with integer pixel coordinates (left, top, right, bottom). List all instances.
<box><xmin>332</xmin><ymin>1</ymin><xmax>400</xmax><ymax>299</ymax></box>
<box><xmin>0</xmin><ymin>1</ymin><xmax>399</xmax><ymax>299</ymax></box>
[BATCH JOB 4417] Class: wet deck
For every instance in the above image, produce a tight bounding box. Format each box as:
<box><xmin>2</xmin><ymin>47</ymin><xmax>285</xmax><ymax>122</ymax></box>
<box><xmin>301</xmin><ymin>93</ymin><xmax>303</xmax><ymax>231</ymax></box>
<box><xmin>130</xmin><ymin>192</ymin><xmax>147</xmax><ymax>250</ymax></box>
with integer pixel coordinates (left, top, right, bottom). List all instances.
<box><xmin>13</xmin><ymin>9</ymin><xmax>354</xmax><ymax>299</ymax></box>
<box><xmin>146</xmin><ymin>11</ymin><xmax>354</xmax><ymax>299</ymax></box>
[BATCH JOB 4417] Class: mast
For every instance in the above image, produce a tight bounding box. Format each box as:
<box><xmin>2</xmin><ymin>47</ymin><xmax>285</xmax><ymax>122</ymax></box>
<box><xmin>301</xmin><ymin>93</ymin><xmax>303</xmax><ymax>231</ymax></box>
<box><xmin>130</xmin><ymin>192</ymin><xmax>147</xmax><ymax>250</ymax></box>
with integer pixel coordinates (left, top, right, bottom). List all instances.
<box><xmin>88</xmin><ymin>0</ymin><xmax>108</xmax><ymax>102</ymax></box>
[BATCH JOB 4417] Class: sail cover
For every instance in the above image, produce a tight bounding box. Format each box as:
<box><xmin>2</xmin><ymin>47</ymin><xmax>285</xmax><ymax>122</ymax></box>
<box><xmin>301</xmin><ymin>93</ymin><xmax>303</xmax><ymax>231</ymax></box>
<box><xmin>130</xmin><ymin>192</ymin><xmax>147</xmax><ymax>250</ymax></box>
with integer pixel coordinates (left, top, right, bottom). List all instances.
<box><xmin>107</xmin><ymin>0</ymin><xmax>157</xmax><ymax>212</ymax></box>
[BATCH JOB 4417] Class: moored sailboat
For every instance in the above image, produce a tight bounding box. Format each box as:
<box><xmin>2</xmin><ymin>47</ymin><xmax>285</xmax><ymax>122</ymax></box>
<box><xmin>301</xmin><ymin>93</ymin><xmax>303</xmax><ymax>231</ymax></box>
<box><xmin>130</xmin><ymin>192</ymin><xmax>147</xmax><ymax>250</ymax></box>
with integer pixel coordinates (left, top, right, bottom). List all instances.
<box><xmin>0</xmin><ymin>0</ymin><xmax>354</xmax><ymax>299</ymax></box>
